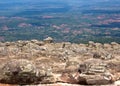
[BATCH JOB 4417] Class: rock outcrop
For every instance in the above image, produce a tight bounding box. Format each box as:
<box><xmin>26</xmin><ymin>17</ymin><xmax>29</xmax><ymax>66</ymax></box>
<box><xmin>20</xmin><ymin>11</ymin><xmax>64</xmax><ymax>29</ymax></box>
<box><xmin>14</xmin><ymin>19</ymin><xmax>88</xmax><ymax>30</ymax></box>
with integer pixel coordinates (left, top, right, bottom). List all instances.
<box><xmin>0</xmin><ymin>59</ymin><xmax>39</xmax><ymax>84</ymax></box>
<box><xmin>0</xmin><ymin>38</ymin><xmax>119</xmax><ymax>85</ymax></box>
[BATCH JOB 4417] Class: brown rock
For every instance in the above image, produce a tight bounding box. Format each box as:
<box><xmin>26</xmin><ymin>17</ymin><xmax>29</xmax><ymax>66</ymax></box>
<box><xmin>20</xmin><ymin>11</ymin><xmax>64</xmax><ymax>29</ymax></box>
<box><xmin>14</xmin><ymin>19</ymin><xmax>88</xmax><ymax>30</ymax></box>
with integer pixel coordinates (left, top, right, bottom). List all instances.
<box><xmin>81</xmin><ymin>74</ymin><xmax>113</xmax><ymax>85</ymax></box>
<box><xmin>93</xmin><ymin>52</ymin><xmax>101</xmax><ymax>59</ymax></box>
<box><xmin>60</xmin><ymin>73</ymin><xmax>77</xmax><ymax>84</ymax></box>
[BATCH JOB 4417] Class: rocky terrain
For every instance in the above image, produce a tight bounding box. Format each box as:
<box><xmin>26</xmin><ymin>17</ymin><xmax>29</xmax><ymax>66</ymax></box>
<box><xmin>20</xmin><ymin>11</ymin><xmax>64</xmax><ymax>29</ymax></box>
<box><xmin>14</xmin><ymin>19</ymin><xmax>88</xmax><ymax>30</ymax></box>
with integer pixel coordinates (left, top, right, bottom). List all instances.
<box><xmin>0</xmin><ymin>37</ymin><xmax>120</xmax><ymax>86</ymax></box>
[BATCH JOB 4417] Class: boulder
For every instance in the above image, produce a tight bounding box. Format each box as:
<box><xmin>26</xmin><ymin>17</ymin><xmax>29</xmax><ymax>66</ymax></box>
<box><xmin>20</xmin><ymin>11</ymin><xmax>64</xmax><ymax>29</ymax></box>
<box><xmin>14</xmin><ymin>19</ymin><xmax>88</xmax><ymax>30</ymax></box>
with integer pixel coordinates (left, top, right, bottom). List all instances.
<box><xmin>16</xmin><ymin>40</ymin><xmax>27</xmax><ymax>47</ymax></box>
<box><xmin>111</xmin><ymin>42</ymin><xmax>120</xmax><ymax>49</ymax></box>
<box><xmin>95</xmin><ymin>43</ymin><xmax>103</xmax><ymax>49</ymax></box>
<box><xmin>5</xmin><ymin>42</ymin><xmax>11</xmax><ymax>46</ymax></box>
<box><xmin>103</xmin><ymin>44</ymin><xmax>112</xmax><ymax>50</ymax></box>
<box><xmin>84</xmin><ymin>74</ymin><xmax>112</xmax><ymax>85</ymax></box>
<box><xmin>93</xmin><ymin>52</ymin><xmax>101</xmax><ymax>59</ymax></box>
<box><xmin>78</xmin><ymin>59</ymin><xmax>105</xmax><ymax>74</ymax></box>
<box><xmin>92</xmin><ymin>51</ymin><xmax>114</xmax><ymax>60</ymax></box>
<box><xmin>88</xmin><ymin>41</ymin><xmax>95</xmax><ymax>48</ymax></box>
<box><xmin>0</xmin><ymin>59</ymin><xmax>39</xmax><ymax>84</ymax></box>
<box><xmin>78</xmin><ymin>59</ymin><xmax>114</xmax><ymax>85</ymax></box>
<box><xmin>43</xmin><ymin>37</ymin><xmax>53</xmax><ymax>43</ymax></box>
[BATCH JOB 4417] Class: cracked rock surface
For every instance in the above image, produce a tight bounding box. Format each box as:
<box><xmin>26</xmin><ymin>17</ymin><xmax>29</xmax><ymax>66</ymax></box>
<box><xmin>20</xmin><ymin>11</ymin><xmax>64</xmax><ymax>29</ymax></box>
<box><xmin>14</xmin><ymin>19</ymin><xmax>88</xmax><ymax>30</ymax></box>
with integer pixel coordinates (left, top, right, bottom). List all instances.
<box><xmin>0</xmin><ymin>39</ymin><xmax>120</xmax><ymax>85</ymax></box>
